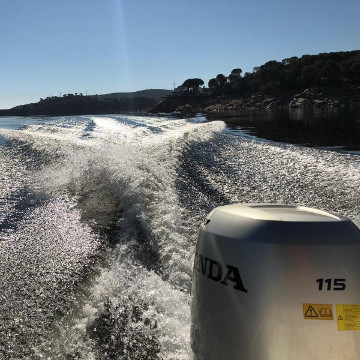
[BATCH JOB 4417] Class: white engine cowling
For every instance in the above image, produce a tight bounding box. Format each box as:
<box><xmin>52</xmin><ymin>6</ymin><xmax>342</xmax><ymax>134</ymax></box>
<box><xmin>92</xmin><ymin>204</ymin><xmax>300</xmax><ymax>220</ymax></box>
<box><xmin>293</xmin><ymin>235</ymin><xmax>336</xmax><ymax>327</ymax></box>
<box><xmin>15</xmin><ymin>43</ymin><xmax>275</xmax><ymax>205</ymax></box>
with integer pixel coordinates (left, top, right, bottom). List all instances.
<box><xmin>191</xmin><ymin>204</ymin><xmax>360</xmax><ymax>360</ymax></box>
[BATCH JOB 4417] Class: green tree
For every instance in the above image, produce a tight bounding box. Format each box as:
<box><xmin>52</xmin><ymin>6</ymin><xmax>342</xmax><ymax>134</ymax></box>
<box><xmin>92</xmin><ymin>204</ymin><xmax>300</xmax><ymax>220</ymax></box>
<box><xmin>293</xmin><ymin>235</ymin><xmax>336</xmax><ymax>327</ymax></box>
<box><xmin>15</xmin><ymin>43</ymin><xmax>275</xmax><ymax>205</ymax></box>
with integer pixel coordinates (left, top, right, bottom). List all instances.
<box><xmin>320</xmin><ymin>60</ymin><xmax>339</xmax><ymax>79</ymax></box>
<box><xmin>216</xmin><ymin>74</ymin><xmax>227</xmax><ymax>88</ymax></box>
<box><xmin>301</xmin><ymin>65</ymin><xmax>317</xmax><ymax>86</ymax></box>
<box><xmin>341</xmin><ymin>60</ymin><xmax>354</xmax><ymax>79</ymax></box>
<box><xmin>228</xmin><ymin>68</ymin><xmax>242</xmax><ymax>82</ymax></box>
<box><xmin>228</xmin><ymin>68</ymin><xmax>243</xmax><ymax>94</ymax></box>
<box><xmin>207</xmin><ymin>75</ymin><xmax>228</xmax><ymax>95</ymax></box>
<box><xmin>319</xmin><ymin>60</ymin><xmax>341</xmax><ymax>86</ymax></box>
<box><xmin>351</xmin><ymin>62</ymin><xmax>360</xmax><ymax>82</ymax></box>
<box><xmin>208</xmin><ymin>78</ymin><xmax>219</xmax><ymax>92</ymax></box>
<box><xmin>181</xmin><ymin>78</ymin><xmax>204</xmax><ymax>93</ymax></box>
<box><xmin>282</xmin><ymin>56</ymin><xmax>298</xmax><ymax>66</ymax></box>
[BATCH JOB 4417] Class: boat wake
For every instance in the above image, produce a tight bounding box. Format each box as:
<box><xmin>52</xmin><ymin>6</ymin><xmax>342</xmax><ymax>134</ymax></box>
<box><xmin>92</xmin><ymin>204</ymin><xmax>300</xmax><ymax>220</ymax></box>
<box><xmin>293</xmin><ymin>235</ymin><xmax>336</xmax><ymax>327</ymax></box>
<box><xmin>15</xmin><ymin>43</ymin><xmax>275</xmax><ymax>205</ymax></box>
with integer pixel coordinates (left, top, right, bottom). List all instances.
<box><xmin>0</xmin><ymin>114</ymin><xmax>358</xmax><ymax>359</ymax></box>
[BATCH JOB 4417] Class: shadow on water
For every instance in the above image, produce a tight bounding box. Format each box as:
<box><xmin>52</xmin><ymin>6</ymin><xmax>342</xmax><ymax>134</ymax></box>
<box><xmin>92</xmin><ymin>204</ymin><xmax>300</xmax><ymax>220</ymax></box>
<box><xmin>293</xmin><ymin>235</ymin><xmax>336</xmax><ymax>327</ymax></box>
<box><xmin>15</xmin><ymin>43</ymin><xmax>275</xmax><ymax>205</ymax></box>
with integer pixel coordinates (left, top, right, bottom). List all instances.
<box><xmin>206</xmin><ymin>107</ymin><xmax>360</xmax><ymax>153</ymax></box>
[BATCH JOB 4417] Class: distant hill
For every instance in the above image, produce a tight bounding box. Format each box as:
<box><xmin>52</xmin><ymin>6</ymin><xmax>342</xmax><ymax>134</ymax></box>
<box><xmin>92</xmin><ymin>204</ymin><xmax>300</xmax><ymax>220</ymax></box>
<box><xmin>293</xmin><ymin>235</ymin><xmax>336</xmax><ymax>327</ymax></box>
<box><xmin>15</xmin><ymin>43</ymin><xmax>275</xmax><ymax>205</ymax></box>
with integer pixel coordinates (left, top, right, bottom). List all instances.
<box><xmin>90</xmin><ymin>89</ymin><xmax>172</xmax><ymax>101</ymax></box>
<box><xmin>0</xmin><ymin>89</ymin><xmax>172</xmax><ymax>116</ymax></box>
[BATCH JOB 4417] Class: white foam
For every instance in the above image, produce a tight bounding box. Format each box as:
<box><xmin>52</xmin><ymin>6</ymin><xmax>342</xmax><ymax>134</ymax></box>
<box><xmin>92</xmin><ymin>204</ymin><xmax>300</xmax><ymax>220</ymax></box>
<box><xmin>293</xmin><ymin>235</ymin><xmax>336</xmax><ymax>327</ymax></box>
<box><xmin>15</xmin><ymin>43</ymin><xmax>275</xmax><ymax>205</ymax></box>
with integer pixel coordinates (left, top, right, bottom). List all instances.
<box><xmin>16</xmin><ymin>115</ymin><xmax>224</xmax><ymax>358</ymax></box>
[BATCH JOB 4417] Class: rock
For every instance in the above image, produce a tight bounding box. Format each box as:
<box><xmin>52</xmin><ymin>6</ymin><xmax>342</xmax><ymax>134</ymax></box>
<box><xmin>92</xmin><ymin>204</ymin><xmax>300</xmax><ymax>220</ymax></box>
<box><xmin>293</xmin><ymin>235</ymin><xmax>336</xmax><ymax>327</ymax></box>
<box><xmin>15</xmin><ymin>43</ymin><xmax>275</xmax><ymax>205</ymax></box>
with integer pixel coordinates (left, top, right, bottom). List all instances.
<box><xmin>265</xmin><ymin>101</ymin><xmax>276</xmax><ymax>109</ymax></box>
<box><xmin>289</xmin><ymin>102</ymin><xmax>300</xmax><ymax>108</ymax></box>
<box><xmin>313</xmin><ymin>100</ymin><xmax>326</xmax><ymax>107</ymax></box>
<box><xmin>176</xmin><ymin>104</ymin><xmax>192</xmax><ymax>112</ymax></box>
<box><xmin>175</xmin><ymin>104</ymin><xmax>196</xmax><ymax>117</ymax></box>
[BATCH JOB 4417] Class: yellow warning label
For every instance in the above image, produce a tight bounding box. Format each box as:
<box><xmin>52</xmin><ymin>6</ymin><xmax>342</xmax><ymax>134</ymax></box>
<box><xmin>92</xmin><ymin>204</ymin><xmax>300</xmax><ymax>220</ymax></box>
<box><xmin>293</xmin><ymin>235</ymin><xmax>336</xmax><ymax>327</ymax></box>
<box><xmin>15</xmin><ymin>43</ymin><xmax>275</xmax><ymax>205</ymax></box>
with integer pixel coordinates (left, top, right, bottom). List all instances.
<box><xmin>336</xmin><ymin>304</ymin><xmax>360</xmax><ymax>331</ymax></box>
<box><xmin>303</xmin><ymin>303</ymin><xmax>333</xmax><ymax>320</ymax></box>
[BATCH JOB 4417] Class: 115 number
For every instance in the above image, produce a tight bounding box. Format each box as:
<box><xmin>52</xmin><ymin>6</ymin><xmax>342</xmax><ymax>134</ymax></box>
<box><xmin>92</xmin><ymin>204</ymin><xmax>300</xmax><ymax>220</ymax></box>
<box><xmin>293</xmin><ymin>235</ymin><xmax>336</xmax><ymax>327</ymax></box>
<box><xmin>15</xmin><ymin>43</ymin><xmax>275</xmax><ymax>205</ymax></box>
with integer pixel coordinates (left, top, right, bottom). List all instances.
<box><xmin>316</xmin><ymin>278</ymin><xmax>346</xmax><ymax>291</ymax></box>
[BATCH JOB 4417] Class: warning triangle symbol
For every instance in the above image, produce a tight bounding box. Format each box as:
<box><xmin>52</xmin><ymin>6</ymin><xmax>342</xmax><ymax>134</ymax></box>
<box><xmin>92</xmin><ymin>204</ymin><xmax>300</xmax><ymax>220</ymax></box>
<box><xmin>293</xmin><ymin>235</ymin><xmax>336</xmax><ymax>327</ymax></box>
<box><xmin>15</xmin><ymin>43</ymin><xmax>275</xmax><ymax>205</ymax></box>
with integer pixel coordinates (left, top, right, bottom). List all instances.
<box><xmin>305</xmin><ymin>306</ymin><xmax>318</xmax><ymax>318</ymax></box>
<box><xmin>338</xmin><ymin>315</ymin><xmax>344</xmax><ymax>320</ymax></box>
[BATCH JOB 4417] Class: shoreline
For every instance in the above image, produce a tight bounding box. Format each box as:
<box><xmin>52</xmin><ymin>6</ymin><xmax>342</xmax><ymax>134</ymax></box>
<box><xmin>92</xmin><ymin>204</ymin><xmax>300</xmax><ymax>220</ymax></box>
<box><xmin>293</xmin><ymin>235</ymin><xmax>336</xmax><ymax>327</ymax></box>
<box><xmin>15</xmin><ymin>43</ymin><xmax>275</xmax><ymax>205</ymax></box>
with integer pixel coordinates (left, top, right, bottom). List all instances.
<box><xmin>149</xmin><ymin>89</ymin><xmax>360</xmax><ymax>118</ymax></box>
<box><xmin>1</xmin><ymin>88</ymin><xmax>359</xmax><ymax>119</ymax></box>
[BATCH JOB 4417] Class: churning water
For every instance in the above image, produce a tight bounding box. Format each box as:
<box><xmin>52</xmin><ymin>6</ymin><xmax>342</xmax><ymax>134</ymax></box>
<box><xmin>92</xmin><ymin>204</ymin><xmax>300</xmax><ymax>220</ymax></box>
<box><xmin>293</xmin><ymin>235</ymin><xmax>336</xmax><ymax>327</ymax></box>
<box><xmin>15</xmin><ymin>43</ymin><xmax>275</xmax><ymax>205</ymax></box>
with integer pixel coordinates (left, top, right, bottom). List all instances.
<box><xmin>0</xmin><ymin>114</ymin><xmax>359</xmax><ymax>359</ymax></box>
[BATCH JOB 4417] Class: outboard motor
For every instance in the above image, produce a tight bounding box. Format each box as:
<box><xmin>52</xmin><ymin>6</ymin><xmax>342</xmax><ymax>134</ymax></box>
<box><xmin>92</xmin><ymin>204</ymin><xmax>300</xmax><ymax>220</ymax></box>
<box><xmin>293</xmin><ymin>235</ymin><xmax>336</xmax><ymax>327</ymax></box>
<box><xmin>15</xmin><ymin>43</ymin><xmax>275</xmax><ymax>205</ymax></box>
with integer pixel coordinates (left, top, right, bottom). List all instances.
<box><xmin>191</xmin><ymin>204</ymin><xmax>360</xmax><ymax>360</ymax></box>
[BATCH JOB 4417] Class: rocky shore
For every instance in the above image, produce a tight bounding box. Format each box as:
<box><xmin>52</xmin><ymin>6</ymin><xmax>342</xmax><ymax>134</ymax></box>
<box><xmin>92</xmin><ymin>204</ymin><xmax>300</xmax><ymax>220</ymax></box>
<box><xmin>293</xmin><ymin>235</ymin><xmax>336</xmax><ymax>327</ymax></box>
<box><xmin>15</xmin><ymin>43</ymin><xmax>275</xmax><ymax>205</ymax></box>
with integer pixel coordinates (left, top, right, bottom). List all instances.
<box><xmin>150</xmin><ymin>88</ymin><xmax>360</xmax><ymax>117</ymax></box>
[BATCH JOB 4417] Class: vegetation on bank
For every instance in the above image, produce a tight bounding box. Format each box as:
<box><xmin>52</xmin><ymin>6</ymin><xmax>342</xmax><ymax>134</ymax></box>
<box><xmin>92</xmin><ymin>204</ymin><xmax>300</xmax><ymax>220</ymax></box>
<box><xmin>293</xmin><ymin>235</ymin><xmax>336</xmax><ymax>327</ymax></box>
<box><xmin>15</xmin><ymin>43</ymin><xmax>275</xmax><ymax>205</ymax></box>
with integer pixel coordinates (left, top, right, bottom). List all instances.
<box><xmin>151</xmin><ymin>50</ymin><xmax>360</xmax><ymax>114</ymax></box>
<box><xmin>183</xmin><ymin>50</ymin><xmax>360</xmax><ymax>96</ymax></box>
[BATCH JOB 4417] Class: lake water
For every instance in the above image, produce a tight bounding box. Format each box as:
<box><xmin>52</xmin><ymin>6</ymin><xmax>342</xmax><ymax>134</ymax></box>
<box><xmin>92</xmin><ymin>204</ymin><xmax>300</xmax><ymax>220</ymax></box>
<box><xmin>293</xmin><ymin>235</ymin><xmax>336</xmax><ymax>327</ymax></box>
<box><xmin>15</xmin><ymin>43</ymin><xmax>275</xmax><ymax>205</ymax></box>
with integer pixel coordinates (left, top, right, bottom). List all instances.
<box><xmin>207</xmin><ymin>107</ymin><xmax>360</xmax><ymax>154</ymax></box>
<box><xmin>0</xmin><ymin>114</ymin><xmax>359</xmax><ymax>359</ymax></box>
<box><xmin>0</xmin><ymin>117</ymin><xmax>45</xmax><ymax>145</ymax></box>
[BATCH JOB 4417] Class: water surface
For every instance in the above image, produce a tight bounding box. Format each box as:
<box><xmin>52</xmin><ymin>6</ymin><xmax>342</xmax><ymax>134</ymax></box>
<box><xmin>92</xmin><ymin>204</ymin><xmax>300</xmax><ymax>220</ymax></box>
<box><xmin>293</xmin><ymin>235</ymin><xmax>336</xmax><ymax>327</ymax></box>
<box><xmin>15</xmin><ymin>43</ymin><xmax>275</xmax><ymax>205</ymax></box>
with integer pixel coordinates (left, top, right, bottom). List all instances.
<box><xmin>0</xmin><ymin>114</ymin><xmax>359</xmax><ymax>359</ymax></box>
<box><xmin>207</xmin><ymin>107</ymin><xmax>360</xmax><ymax>154</ymax></box>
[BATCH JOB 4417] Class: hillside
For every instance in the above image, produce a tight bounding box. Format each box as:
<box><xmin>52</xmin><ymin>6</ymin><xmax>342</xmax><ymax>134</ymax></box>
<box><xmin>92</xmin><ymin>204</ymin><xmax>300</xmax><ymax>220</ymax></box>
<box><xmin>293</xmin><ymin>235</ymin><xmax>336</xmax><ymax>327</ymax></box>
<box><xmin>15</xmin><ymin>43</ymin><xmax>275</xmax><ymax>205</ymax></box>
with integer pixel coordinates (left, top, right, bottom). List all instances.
<box><xmin>150</xmin><ymin>50</ymin><xmax>360</xmax><ymax>115</ymax></box>
<box><xmin>0</xmin><ymin>89</ymin><xmax>171</xmax><ymax>116</ymax></box>
<box><xmin>90</xmin><ymin>89</ymin><xmax>172</xmax><ymax>100</ymax></box>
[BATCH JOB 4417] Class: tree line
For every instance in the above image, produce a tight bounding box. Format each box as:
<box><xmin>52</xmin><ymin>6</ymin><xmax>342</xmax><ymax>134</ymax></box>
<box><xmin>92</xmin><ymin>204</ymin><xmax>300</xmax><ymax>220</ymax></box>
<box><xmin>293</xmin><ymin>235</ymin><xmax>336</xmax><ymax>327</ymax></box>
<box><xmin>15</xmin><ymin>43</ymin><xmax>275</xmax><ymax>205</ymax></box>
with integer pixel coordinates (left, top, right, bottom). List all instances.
<box><xmin>180</xmin><ymin>50</ymin><xmax>360</xmax><ymax>96</ymax></box>
<box><xmin>2</xmin><ymin>94</ymin><xmax>157</xmax><ymax>116</ymax></box>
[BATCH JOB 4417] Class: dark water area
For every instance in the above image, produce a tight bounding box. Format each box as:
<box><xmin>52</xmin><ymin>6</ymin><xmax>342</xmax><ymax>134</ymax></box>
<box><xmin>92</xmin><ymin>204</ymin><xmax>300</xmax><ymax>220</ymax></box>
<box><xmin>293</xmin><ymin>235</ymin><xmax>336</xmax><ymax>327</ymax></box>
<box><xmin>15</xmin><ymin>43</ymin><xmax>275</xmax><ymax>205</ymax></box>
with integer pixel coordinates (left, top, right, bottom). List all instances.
<box><xmin>207</xmin><ymin>107</ymin><xmax>360</xmax><ymax>154</ymax></box>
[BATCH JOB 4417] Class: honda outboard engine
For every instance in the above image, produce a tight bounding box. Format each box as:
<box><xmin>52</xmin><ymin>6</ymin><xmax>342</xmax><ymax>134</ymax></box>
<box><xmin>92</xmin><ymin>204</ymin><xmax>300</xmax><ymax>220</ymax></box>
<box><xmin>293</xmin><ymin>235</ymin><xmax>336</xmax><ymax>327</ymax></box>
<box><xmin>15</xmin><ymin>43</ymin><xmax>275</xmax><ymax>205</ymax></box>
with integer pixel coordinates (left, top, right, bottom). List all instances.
<box><xmin>191</xmin><ymin>204</ymin><xmax>360</xmax><ymax>360</ymax></box>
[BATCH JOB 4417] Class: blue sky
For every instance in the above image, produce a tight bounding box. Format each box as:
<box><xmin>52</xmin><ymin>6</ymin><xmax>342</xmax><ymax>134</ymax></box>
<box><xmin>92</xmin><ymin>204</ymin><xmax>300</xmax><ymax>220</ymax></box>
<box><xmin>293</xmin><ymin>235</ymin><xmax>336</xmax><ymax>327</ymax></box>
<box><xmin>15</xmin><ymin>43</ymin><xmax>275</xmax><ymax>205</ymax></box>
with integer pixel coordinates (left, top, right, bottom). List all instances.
<box><xmin>0</xmin><ymin>0</ymin><xmax>359</xmax><ymax>109</ymax></box>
